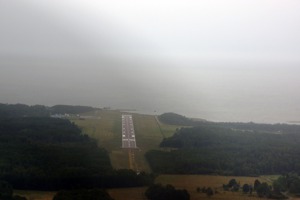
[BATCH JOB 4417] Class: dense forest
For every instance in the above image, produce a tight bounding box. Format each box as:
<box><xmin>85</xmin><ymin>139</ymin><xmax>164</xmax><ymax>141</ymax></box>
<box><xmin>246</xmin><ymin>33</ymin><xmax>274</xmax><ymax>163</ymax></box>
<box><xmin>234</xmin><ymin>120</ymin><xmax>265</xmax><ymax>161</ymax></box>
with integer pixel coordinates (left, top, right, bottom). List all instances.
<box><xmin>158</xmin><ymin>112</ymin><xmax>199</xmax><ymax>126</ymax></box>
<box><xmin>0</xmin><ymin>104</ymin><xmax>154</xmax><ymax>190</ymax></box>
<box><xmin>159</xmin><ymin>112</ymin><xmax>300</xmax><ymax>134</ymax></box>
<box><xmin>146</xmin><ymin>124</ymin><xmax>300</xmax><ymax>175</ymax></box>
<box><xmin>0</xmin><ymin>103</ymin><xmax>49</xmax><ymax>118</ymax></box>
<box><xmin>0</xmin><ymin>117</ymin><xmax>111</xmax><ymax>190</ymax></box>
<box><xmin>0</xmin><ymin>103</ymin><xmax>100</xmax><ymax>118</ymax></box>
<box><xmin>145</xmin><ymin>184</ymin><xmax>190</xmax><ymax>200</ymax></box>
<box><xmin>50</xmin><ymin>105</ymin><xmax>99</xmax><ymax>115</ymax></box>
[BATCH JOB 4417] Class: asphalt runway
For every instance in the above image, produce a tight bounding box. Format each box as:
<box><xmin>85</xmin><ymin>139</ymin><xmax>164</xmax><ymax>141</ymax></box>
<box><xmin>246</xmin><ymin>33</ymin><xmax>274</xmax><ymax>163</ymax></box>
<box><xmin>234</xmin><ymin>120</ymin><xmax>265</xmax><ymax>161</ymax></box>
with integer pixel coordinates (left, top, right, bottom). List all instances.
<box><xmin>122</xmin><ymin>114</ymin><xmax>136</xmax><ymax>148</ymax></box>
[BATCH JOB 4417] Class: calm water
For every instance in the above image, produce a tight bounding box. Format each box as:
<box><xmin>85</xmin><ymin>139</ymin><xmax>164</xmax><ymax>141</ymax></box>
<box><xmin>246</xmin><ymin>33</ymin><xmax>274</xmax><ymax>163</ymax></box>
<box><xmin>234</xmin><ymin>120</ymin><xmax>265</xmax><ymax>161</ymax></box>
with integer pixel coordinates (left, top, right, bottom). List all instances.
<box><xmin>1</xmin><ymin>59</ymin><xmax>300</xmax><ymax>124</ymax></box>
<box><xmin>122</xmin><ymin>66</ymin><xmax>300</xmax><ymax>124</ymax></box>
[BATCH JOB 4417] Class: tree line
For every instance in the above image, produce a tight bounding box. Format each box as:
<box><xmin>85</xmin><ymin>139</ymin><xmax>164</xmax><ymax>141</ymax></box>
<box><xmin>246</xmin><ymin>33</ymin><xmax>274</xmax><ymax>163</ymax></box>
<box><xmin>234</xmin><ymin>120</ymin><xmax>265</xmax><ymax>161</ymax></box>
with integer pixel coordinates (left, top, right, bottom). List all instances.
<box><xmin>145</xmin><ymin>184</ymin><xmax>190</xmax><ymax>200</ymax></box>
<box><xmin>0</xmin><ymin>117</ymin><xmax>153</xmax><ymax>190</ymax></box>
<box><xmin>221</xmin><ymin>174</ymin><xmax>300</xmax><ymax>199</ymax></box>
<box><xmin>158</xmin><ymin>112</ymin><xmax>300</xmax><ymax>134</ymax></box>
<box><xmin>0</xmin><ymin>103</ymin><xmax>100</xmax><ymax>118</ymax></box>
<box><xmin>146</xmin><ymin>125</ymin><xmax>300</xmax><ymax>175</ymax></box>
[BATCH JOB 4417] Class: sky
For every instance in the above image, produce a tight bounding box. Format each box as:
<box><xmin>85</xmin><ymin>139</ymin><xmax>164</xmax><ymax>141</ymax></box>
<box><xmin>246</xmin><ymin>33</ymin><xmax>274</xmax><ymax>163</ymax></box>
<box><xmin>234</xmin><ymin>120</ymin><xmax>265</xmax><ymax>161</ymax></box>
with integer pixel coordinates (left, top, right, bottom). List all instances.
<box><xmin>1</xmin><ymin>0</ymin><xmax>300</xmax><ymax>123</ymax></box>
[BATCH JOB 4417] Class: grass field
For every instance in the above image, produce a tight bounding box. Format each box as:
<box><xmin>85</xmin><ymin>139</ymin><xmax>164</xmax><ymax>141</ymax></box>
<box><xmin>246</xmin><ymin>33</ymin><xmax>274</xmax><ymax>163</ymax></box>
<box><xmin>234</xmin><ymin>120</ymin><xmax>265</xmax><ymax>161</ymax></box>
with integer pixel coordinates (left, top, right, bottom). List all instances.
<box><xmin>156</xmin><ymin>175</ymin><xmax>272</xmax><ymax>200</ymax></box>
<box><xmin>108</xmin><ymin>174</ymin><xmax>276</xmax><ymax>200</ymax></box>
<box><xmin>72</xmin><ymin>110</ymin><xmax>125</xmax><ymax>169</ymax></box>
<box><xmin>12</xmin><ymin>175</ymin><xmax>279</xmax><ymax>200</ymax></box>
<box><xmin>72</xmin><ymin>110</ymin><xmax>181</xmax><ymax>171</ymax></box>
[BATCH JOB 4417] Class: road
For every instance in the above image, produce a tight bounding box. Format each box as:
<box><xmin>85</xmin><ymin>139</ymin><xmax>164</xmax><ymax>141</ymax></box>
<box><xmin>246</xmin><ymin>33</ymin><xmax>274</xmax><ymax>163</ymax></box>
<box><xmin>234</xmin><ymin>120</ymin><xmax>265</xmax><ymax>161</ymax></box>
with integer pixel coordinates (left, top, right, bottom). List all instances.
<box><xmin>121</xmin><ymin>114</ymin><xmax>137</xmax><ymax>148</ymax></box>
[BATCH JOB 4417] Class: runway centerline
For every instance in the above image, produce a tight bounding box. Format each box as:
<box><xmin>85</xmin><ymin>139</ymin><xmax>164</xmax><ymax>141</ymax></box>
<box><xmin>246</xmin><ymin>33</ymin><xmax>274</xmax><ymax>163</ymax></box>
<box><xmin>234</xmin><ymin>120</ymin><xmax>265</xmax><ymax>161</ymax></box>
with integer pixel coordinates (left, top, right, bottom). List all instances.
<box><xmin>121</xmin><ymin>114</ymin><xmax>137</xmax><ymax>148</ymax></box>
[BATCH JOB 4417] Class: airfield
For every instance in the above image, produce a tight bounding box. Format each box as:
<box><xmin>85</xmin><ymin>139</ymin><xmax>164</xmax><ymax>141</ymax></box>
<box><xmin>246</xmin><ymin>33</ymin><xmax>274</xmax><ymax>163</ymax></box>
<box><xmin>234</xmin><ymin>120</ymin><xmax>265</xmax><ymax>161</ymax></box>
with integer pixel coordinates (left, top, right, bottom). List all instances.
<box><xmin>15</xmin><ymin>110</ymin><xmax>279</xmax><ymax>200</ymax></box>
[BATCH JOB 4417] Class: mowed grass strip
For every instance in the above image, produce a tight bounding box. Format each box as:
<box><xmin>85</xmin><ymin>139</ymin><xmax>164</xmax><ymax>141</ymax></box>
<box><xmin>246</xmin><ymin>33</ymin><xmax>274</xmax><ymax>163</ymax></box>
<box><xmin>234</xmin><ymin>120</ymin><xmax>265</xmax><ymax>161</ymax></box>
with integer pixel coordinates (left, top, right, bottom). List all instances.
<box><xmin>72</xmin><ymin>110</ymin><xmax>126</xmax><ymax>169</ymax></box>
<box><xmin>72</xmin><ymin>110</ymin><xmax>121</xmax><ymax>151</ymax></box>
<box><xmin>72</xmin><ymin>111</ymin><xmax>184</xmax><ymax>171</ymax></box>
<box><xmin>132</xmin><ymin>114</ymin><xmax>163</xmax><ymax>151</ymax></box>
<box><xmin>131</xmin><ymin>114</ymin><xmax>163</xmax><ymax>172</ymax></box>
<box><xmin>131</xmin><ymin>114</ymin><xmax>185</xmax><ymax>172</ymax></box>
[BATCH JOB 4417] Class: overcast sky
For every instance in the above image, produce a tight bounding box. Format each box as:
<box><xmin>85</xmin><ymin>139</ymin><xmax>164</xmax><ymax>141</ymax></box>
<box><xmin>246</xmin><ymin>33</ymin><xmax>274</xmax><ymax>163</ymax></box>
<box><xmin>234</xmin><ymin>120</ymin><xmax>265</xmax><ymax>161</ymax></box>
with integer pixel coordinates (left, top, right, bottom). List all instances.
<box><xmin>1</xmin><ymin>0</ymin><xmax>300</xmax><ymax>122</ymax></box>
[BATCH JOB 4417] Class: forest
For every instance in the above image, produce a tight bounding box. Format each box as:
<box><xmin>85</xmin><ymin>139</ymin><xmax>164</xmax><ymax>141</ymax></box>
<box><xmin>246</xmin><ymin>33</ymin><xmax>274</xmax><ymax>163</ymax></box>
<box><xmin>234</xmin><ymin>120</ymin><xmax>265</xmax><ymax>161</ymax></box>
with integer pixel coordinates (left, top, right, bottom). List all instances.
<box><xmin>146</xmin><ymin>124</ymin><xmax>300</xmax><ymax>176</ymax></box>
<box><xmin>0</xmin><ymin>103</ymin><xmax>100</xmax><ymax>118</ymax></box>
<box><xmin>0</xmin><ymin>103</ymin><xmax>49</xmax><ymax>118</ymax></box>
<box><xmin>158</xmin><ymin>112</ymin><xmax>200</xmax><ymax>126</ymax></box>
<box><xmin>0</xmin><ymin>117</ymin><xmax>111</xmax><ymax>190</ymax></box>
<box><xmin>0</xmin><ymin>104</ymin><xmax>153</xmax><ymax>190</ymax></box>
<box><xmin>159</xmin><ymin>112</ymin><xmax>300</xmax><ymax>134</ymax></box>
<box><xmin>50</xmin><ymin>105</ymin><xmax>99</xmax><ymax>115</ymax></box>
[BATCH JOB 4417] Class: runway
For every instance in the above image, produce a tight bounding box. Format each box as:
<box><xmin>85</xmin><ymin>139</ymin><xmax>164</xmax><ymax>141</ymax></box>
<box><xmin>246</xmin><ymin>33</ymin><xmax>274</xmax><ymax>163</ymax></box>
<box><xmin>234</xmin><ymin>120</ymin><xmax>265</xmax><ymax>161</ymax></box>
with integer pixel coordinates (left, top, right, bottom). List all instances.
<box><xmin>121</xmin><ymin>114</ymin><xmax>137</xmax><ymax>148</ymax></box>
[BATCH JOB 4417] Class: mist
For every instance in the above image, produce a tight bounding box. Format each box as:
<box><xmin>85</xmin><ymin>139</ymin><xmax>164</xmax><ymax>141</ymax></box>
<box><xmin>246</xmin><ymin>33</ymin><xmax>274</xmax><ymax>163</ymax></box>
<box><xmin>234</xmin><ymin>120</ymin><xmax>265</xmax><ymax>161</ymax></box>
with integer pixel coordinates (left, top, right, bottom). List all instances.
<box><xmin>1</xmin><ymin>0</ymin><xmax>300</xmax><ymax>123</ymax></box>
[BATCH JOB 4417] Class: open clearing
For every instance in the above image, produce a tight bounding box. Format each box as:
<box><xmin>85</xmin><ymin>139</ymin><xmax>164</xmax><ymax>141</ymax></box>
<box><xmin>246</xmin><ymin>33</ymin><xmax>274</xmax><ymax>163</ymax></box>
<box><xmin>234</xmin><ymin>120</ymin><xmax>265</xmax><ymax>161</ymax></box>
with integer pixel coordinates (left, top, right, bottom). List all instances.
<box><xmin>72</xmin><ymin>110</ymin><xmax>182</xmax><ymax>171</ymax></box>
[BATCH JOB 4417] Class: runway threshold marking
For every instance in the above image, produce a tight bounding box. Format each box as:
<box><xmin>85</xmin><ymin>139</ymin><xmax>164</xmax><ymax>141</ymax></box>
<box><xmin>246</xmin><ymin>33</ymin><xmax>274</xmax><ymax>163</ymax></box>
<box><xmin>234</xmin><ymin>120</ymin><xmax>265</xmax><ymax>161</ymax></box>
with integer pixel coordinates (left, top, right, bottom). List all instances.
<box><xmin>121</xmin><ymin>114</ymin><xmax>136</xmax><ymax>148</ymax></box>
<box><xmin>121</xmin><ymin>114</ymin><xmax>137</xmax><ymax>170</ymax></box>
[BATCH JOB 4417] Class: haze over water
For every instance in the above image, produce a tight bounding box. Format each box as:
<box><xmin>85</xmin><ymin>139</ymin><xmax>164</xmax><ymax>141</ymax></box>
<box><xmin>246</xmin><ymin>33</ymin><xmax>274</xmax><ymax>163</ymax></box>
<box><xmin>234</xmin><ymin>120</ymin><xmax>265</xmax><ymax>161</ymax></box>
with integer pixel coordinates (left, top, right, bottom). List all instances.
<box><xmin>2</xmin><ymin>59</ymin><xmax>299</xmax><ymax>124</ymax></box>
<box><xmin>1</xmin><ymin>1</ymin><xmax>300</xmax><ymax>123</ymax></box>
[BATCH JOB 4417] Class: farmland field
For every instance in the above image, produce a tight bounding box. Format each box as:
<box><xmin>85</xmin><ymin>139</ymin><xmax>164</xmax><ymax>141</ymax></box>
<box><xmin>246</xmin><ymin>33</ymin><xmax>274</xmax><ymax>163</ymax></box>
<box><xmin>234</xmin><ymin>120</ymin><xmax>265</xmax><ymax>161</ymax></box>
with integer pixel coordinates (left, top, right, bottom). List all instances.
<box><xmin>14</xmin><ymin>190</ymin><xmax>56</xmax><ymax>200</ymax></box>
<box><xmin>12</xmin><ymin>175</ymin><xmax>278</xmax><ymax>200</ymax></box>
<box><xmin>108</xmin><ymin>174</ymin><xmax>275</xmax><ymax>200</ymax></box>
<box><xmin>156</xmin><ymin>175</ymin><xmax>273</xmax><ymax>200</ymax></box>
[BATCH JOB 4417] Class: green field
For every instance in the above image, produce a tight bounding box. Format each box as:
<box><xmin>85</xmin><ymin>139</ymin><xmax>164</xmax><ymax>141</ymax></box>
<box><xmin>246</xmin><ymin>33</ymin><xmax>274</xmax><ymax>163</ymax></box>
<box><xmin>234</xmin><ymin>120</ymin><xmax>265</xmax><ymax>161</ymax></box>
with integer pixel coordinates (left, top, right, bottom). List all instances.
<box><xmin>72</xmin><ymin>110</ymin><xmax>182</xmax><ymax>172</ymax></box>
